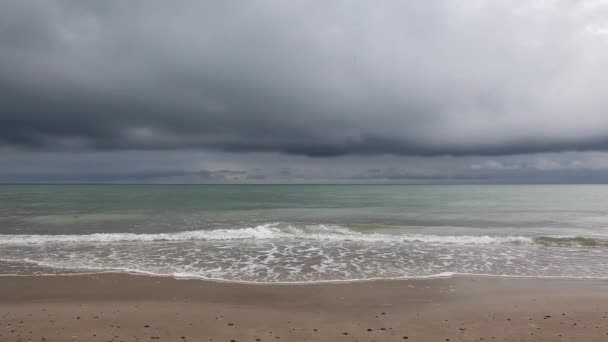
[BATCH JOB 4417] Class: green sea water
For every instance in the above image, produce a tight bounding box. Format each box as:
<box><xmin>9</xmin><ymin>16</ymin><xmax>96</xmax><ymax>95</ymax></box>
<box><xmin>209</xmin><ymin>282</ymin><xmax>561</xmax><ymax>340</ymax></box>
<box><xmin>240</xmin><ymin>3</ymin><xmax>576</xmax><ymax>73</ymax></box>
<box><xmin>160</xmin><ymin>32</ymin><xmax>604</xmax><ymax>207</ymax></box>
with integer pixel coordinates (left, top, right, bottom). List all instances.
<box><xmin>1</xmin><ymin>184</ymin><xmax>608</xmax><ymax>282</ymax></box>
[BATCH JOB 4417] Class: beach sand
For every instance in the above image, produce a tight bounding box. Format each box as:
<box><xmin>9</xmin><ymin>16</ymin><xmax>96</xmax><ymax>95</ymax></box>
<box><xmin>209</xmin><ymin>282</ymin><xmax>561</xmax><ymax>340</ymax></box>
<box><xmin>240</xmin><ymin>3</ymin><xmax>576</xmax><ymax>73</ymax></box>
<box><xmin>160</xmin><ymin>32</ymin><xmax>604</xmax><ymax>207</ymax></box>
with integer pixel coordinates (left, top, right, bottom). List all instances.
<box><xmin>1</xmin><ymin>274</ymin><xmax>607</xmax><ymax>341</ymax></box>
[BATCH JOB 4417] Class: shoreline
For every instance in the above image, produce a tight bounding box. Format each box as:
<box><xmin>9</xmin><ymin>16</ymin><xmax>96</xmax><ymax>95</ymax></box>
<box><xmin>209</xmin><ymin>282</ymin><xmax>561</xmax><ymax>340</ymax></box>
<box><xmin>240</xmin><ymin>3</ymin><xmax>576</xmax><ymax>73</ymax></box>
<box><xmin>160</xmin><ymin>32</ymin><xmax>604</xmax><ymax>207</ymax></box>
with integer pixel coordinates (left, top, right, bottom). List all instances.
<box><xmin>3</xmin><ymin>259</ymin><xmax>608</xmax><ymax>285</ymax></box>
<box><xmin>2</xmin><ymin>274</ymin><xmax>608</xmax><ymax>341</ymax></box>
<box><xmin>3</xmin><ymin>266</ymin><xmax>608</xmax><ymax>285</ymax></box>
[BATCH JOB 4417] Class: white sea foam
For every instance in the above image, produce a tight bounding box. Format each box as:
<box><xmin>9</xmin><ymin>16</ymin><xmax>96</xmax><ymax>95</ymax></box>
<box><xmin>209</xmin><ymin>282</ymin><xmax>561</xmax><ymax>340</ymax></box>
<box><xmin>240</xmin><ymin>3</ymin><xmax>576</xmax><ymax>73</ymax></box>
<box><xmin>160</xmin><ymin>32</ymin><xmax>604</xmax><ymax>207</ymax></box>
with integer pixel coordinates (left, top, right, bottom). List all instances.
<box><xmin>3</xmin><ymin>223</ymin><xmax>607</xmax><ymax>282</ymax></box>
<box><xmin>2</xmin><ymin>232</ymin><xmax>608</xmax><ymax>282</ymax></box>
<box><xmin>0</xmin><ymin>223</ymin><xmax>535</xmax><ymax>245</ymax></box>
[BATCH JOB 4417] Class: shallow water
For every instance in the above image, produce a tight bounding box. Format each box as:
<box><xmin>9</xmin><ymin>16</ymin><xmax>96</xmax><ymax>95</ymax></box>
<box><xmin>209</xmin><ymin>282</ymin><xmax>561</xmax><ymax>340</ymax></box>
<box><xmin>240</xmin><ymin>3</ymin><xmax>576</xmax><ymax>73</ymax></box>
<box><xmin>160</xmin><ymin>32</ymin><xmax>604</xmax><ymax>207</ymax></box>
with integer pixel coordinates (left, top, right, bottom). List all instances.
<box><xmin>1</xmin><ymin>185</ymin><xmax>608</xmax><ymax>282</ymax></box>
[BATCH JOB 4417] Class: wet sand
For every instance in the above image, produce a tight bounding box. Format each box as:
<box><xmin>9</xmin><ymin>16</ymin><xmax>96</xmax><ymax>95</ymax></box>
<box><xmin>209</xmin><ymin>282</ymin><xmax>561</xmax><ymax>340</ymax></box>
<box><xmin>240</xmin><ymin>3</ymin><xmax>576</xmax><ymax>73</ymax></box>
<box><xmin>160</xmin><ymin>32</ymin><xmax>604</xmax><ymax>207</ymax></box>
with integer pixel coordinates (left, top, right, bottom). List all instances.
<box><xmin>1</xmin><ymin>274</ymin><xmax>608</xmax><ymax>341</ymax></box>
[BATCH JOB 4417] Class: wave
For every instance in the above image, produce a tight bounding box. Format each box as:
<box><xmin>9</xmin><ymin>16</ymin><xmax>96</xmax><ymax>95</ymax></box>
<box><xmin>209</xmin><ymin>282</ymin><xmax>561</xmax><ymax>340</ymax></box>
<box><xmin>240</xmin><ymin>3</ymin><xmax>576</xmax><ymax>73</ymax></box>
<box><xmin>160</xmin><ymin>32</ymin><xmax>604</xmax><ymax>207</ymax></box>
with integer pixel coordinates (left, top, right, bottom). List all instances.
<box><xmin>1</xmin><ymin>223</ymin><xmax>606</xmax><ymax>247</ymax></box>
<box><xmin>533</xmin><ymin>236</ymin><xmax>608</xmax><ymax>247</ymax></box>
<box><xmin>0</xmin><ymin>223</ymin><xmax>527</xmax><ymax>245</ymax></box>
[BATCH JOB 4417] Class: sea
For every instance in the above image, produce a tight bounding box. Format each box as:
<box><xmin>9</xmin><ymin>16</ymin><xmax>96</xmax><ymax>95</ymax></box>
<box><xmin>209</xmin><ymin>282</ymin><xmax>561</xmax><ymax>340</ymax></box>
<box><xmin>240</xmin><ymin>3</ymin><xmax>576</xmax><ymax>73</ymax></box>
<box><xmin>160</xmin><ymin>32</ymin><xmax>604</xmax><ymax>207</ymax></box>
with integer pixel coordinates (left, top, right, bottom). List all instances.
<box><xmin>1</xmin><ymin>184</ymin><xmax>608</xmax><ymax>283</ymax></box>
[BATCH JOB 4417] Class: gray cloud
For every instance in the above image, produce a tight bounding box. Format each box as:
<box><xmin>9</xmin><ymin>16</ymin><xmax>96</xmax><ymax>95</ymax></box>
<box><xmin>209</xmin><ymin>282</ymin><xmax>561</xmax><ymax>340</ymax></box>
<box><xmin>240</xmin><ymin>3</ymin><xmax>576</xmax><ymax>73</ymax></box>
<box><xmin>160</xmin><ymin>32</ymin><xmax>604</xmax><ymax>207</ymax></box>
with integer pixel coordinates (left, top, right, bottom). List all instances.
<box><xmin>2</xmin><ymin>1</ymin><xmax>608</xmax><ymax>157</ymax></box>
<box><xmin>0</xmin><ymin>167</ymin><xmax>249</xmax><ymax>184</ymax></box>
<box><xmin>3</xmin><ymin>150</ymin><xmax>608</xmax><ymax>184</ymax></box>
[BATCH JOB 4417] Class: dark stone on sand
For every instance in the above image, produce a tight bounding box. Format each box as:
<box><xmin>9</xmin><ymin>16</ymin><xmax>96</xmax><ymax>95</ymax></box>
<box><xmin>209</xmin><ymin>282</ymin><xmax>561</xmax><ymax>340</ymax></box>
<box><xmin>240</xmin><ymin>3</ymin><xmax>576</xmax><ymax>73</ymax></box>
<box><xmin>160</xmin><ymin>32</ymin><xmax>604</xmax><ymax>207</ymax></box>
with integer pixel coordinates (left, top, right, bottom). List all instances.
<box><xmin>227</xmin><ymin>323</ymin><xmax>234</xmax><ymax>326</ymax></box>
<box><xmin>380</xmin><ymin>328</ymin><xmax>386</xmax><ymax>330</ymax></box>
<box><xmin>230</xmin><ymin>339</ymin><xmax>236</xmax><ymax>342</ymax></box>
<box><xmin>144</xmin><ymin>325</ymin><xmax>150</xmax><ymax>328</ymax></box>
<box><xmin>403</xmin><ymin>336</ymin><xmax>408</xmax><ymax>339</ymax></box>
<box><xmin>367</xmin><ymin>328</ymin><xmax>373</xmax><ymax>331</ymax></box>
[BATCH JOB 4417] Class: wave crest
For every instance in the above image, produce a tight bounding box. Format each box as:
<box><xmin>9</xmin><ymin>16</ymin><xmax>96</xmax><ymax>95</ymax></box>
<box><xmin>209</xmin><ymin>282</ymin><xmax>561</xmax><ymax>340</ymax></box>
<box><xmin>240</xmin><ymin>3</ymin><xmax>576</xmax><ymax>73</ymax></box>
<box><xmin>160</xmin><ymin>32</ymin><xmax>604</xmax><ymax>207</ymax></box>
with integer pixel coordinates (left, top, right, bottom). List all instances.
<box><xmin>533</xmin><ymin>236</ymin><xmax>608</xmax><ymax>247</ymax></box>
<box><xmin>2</xmin><ymin>223</ymin><xmax>606</xmax><ymax>247</ymax></box>
<box><xmin>0</xmin><ymin>223</ymin><xmax>537</xmax><ymax>245</ymax></box>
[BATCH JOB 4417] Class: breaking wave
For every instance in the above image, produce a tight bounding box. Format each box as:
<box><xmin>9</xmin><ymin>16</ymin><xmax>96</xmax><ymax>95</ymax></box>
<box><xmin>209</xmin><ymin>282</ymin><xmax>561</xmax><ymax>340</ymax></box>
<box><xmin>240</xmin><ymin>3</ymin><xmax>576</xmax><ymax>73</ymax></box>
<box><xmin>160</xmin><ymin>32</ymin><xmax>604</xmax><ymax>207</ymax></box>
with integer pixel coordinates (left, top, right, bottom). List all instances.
<box><xmin>533</xmin><ymin>236</ymin><xmax>608</xmax><ymax>247</ymax></box>
<box><xmin>0</xmin><ymin>223</ymin><xmax>603</xmax><ymax>247</ymax></box>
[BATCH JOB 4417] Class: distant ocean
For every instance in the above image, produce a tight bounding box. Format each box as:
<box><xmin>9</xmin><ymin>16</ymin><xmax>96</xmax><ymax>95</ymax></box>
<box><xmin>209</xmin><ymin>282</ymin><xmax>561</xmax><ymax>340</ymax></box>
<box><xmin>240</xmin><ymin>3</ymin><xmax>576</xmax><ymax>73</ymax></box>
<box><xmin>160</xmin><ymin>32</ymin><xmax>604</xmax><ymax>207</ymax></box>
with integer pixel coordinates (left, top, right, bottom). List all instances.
<box><xmin>1</xmin><ymin>184</ymin><xmax>608</xmax><ymax>282</ymax></box>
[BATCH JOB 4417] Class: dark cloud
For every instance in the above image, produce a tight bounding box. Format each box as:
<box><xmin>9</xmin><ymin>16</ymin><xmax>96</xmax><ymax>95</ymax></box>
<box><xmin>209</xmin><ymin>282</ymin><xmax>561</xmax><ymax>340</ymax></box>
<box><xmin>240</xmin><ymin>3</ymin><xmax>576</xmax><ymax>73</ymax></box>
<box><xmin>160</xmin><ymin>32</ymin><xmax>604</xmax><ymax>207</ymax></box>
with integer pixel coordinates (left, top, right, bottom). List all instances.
<box><xmin>2</xmin><ymin>0</ymin><xmax>608</xmax><ymax>158</ymax></box>
<box><xmin>3</xmin><ymin>150</ymin><xmax>608</xmax><ymax>184</ymax></box>
<box><xmin>246</xmin><ymin>174</ymin><xmax>267</xmax><ymax>180</ymax></box>
<box><xmin>356</xmin><ymin>168</ymin><xmax>608</xmax><ymax>184</ymax></box>
<box><xmin>0</xmin><ymin>167</ymin><xmax>249</xmax><ymax>183</ymax></box>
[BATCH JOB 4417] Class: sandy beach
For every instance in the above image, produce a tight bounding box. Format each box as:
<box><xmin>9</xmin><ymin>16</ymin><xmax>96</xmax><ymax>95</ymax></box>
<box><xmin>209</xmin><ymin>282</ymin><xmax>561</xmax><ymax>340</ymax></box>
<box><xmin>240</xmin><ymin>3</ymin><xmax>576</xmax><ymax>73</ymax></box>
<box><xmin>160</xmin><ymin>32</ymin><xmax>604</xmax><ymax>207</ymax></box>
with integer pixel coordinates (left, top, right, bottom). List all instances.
<box><xmin>1</xmin><ymin>274</ymin><xmax>607</xmax><ymax>341</ymax></box>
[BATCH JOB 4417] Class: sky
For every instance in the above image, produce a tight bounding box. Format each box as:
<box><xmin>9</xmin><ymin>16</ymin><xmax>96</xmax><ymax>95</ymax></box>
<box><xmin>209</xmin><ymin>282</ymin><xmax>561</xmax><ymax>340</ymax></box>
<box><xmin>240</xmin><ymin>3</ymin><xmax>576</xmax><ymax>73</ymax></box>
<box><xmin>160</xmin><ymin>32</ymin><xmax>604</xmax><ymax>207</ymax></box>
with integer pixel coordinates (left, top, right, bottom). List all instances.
<box><xmin>2</xmin><ymin>0</ymin><xmax>608</xmax><ymax>183</ymax></box>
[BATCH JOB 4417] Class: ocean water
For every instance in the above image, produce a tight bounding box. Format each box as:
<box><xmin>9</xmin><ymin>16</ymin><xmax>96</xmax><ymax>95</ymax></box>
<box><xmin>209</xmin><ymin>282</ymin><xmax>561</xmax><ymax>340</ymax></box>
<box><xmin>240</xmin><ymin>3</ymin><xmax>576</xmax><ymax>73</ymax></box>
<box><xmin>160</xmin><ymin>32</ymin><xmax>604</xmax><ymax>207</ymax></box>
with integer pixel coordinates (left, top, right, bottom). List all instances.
<box><xmin>1</xmin><ymin>184</ymin><xmax>608</xmax><ymax>282</ymax></box>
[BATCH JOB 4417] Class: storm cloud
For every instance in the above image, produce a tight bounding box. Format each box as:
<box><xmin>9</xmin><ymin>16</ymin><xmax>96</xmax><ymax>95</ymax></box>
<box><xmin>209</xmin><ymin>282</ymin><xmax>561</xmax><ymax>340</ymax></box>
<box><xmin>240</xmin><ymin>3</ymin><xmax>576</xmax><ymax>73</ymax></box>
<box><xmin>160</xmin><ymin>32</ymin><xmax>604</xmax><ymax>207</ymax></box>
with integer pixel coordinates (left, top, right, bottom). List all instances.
<box><xmin>2</xmin><ymin>0</ymin><xmax>608</xmax><ymax>157</ymax></box>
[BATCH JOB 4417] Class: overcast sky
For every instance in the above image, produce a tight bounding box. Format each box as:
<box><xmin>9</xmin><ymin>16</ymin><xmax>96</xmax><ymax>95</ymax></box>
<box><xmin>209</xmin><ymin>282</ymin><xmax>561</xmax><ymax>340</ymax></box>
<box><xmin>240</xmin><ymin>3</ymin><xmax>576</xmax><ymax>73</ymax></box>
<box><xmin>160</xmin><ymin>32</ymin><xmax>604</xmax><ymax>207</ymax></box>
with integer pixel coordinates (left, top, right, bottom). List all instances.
<box><xmin>2</xmin><ymin>0</ymin><xmax>608</xmax><ymax>183</ymax></box>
